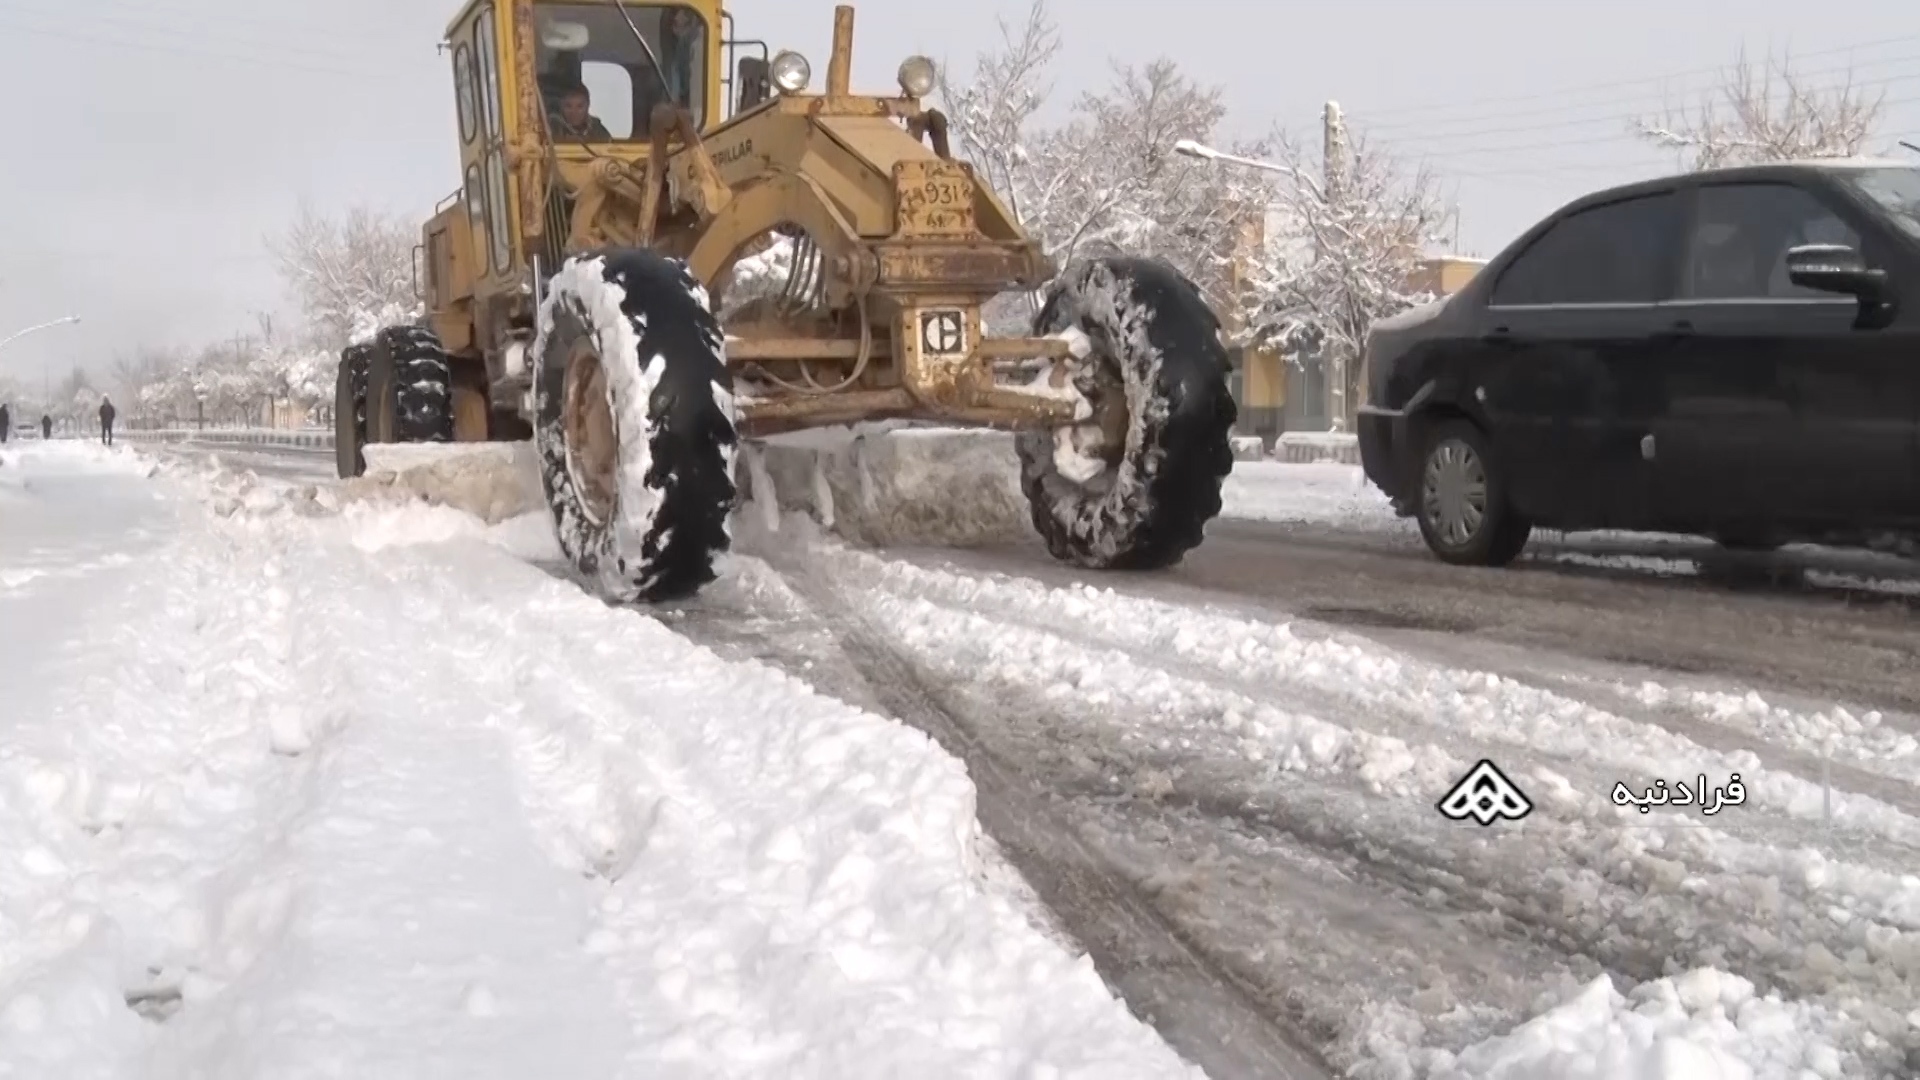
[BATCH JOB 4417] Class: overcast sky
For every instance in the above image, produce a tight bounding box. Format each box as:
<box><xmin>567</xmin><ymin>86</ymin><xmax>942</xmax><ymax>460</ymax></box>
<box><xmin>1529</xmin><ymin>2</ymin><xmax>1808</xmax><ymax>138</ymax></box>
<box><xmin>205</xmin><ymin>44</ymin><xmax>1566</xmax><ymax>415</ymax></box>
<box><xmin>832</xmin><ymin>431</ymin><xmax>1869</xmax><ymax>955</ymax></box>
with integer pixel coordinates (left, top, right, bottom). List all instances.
<box><xmin>0</xmin><ymin>0</ymin><xmax>1914</xmax><ymax>387</ymax></box>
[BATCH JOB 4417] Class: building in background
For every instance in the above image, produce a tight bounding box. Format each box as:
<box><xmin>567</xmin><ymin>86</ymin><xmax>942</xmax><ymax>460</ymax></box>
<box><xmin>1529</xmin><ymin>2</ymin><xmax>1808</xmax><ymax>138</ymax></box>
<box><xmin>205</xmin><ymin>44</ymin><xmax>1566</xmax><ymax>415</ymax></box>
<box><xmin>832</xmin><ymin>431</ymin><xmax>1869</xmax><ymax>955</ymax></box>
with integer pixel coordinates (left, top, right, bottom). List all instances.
<box><xmin>1406</xmin><ymin>255</ymin><xmax>1487</xmax><ymax>297</ymax></box>
<box><xmin>1225</xmin><ymin>212</ymin><xmax>1288</xmax><ymax>445</ymax></box>
<box><xmin>1274</xmin><ymin>254</ymin><xmax>1486</xmax><ymax>435</ymax></box>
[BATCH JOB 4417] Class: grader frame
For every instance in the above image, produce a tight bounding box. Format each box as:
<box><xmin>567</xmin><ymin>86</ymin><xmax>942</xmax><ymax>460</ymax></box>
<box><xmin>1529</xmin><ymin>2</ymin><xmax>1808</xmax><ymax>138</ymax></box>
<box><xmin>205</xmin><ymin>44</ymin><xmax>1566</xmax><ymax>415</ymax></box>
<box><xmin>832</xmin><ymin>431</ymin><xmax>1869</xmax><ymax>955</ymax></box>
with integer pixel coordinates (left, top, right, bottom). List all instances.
<box><xmin>414</xmin><ymin>0</ymin><xmax>1085</xmax><ymax>444</ymax></box>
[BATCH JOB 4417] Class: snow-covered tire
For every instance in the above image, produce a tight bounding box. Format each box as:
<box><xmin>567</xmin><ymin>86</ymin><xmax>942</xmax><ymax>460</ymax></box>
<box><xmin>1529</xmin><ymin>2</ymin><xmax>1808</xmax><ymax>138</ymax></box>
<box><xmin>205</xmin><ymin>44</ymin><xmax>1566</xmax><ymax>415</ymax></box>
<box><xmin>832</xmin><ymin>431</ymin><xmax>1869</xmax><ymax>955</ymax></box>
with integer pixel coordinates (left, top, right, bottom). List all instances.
<box><xmin>533</xmin><ymin>249</ymin><xmax>739</xmax><ymax>603</ymax></box>
<box><xmin>335</xmin><ymin>342</ymin><xmax>371</xmax><ymax>479</ymax></box>
<box><xmin>1016</xmin><ymin>256</ymin><xmax>1236</xmax><ymax>570</ymax></box>
<box><xmin>366</xmin><ymin>325</ymin><xmax>454</xmax><ymax>444</ymax></box>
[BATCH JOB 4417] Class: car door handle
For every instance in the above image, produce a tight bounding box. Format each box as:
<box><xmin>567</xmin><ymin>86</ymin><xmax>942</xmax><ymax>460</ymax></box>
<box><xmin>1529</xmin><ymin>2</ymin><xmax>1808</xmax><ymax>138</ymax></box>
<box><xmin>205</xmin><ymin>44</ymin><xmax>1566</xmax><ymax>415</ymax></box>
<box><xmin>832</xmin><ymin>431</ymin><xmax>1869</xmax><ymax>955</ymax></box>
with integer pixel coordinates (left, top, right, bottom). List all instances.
<box><xmin>1650</xmin><ymin>320</ymin><xmax>1694</xmax><ymax>342</ymax></box>
<box><xmin>1481</xmin><ymin>326</ymin><xmax>1520</xmax><ymax>345</ymax></box>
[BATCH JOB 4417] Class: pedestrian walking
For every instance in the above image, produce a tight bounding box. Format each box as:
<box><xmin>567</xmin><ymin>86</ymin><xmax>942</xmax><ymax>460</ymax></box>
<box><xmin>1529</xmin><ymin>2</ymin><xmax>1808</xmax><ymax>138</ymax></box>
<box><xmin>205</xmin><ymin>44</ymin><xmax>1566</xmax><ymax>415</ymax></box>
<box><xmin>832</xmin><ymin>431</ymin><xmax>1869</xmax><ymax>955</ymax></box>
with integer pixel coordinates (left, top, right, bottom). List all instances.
<box><xmin>99</xmin><ymin>396</ymin><xmax>116</xmax><ymax>446</ymax></box>
<box><xmin>41</xmin><ymin>414</ymin><xmax>52</xmax><ymax>440</ymax></box>
<box><xmin>0</xmin><ymin>402</ymin><xmax>10</xmax><ymax>444</ymax></box>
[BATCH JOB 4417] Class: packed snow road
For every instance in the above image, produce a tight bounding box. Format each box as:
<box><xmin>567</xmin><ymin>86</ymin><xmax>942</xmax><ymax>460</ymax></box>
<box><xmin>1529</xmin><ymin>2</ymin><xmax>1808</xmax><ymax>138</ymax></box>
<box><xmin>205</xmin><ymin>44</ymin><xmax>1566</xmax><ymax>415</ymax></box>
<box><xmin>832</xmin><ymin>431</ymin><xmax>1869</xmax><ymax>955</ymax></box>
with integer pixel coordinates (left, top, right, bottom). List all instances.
<box><xmin>918</xmin><ymin>514</ymin><xmax>1920</xmax><ymax>720</ymax></box>
<box><xmin>692</xmin><ymin>504</ymin><xmax>1920</xmax><ymax>1079</ymax></box>
<box><xmin>15</xmin><ymin>439</ymin><xmax>1920</xmax><ymax>1079</ymax></box>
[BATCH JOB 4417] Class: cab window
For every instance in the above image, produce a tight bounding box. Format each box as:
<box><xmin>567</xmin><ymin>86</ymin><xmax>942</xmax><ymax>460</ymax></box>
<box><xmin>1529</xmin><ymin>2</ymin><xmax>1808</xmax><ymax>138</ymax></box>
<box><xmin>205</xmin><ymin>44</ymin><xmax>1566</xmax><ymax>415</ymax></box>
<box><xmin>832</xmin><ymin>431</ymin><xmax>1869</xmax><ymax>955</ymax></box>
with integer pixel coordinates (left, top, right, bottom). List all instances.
<box><xmin>536</xmin><ymin>3</ymin><xmax>708</xmax><ymax>142</ymax></box>
<box><xmin>452</xmin><ymin>42</ymin><xmax>477</xmax><ymax>145</ymax></box>
<box><xmin>1680</xmin><ymin>182</ymin><xmax>1861</xmax><ymax>301</ymax></box>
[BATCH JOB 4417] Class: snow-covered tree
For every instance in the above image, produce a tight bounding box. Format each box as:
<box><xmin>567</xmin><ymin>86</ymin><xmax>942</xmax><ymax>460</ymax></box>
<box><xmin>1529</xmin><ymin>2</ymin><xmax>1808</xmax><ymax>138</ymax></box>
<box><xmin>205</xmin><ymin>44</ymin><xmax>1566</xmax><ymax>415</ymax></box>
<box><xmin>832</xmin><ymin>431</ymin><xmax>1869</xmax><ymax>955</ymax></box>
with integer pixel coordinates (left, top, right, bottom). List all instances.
<box><xmin>109</xmin><ymin>349</ymin><xmax>185</xmax><ymax>426</ymax></box>
<box><xmin>1635</xmin><ymin>49</ymin><xmax>1887</xmax><ymax>170</ymax></box>
<box><xmin>263</xmin><ymin>203</ymin><xmax>420</xmax><ymax>420</ymax></box>
<box><xmin>0</xmin><ymin>375</ymin><xmax>43</xmax><ymax>425</ymax></box>
<box><xmin>267</xmin><ymin>203</ymin><xmax>421</xmax><ymax>355</ymax></box>
<box><xmin>936</xmin><ymin>0</ymin><xmax>1060</xmax><ymax>236</ymax></box>
<box><xmin>937</xmin><ymin>0</ymin><xmax>1268</xmax><ymax>326</ymax></box>
<box><xmin>1035</xmin><ymin>60</ymin><xmax>1270</xmax><ymax>308</ymax></box>
<box><xmin>1239</xmin><ymin>117</ymin><xmax>1455</xmax><ymax>431</ymax></box>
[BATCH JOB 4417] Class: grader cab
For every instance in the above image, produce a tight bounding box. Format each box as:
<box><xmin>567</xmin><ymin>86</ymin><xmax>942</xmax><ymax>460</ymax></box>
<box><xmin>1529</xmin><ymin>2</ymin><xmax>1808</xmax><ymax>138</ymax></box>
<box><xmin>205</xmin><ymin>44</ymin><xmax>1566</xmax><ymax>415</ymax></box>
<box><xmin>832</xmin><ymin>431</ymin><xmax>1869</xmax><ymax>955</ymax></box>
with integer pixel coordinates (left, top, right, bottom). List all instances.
<box><xmin>336</xmin><ymin>0</ymin><xmax>1237</xmax><ymax>602</ymax></box>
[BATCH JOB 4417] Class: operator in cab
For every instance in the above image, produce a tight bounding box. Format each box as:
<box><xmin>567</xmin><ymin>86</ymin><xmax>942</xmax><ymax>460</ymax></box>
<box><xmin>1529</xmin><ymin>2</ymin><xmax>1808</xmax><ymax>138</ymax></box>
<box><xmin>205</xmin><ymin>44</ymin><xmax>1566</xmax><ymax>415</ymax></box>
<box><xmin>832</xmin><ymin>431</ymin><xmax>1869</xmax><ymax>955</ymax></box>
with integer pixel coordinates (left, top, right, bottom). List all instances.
<box><xmin>550</xmin><ymin>84</ymin><xmax>613</xmax><ymax>142</ymax></box>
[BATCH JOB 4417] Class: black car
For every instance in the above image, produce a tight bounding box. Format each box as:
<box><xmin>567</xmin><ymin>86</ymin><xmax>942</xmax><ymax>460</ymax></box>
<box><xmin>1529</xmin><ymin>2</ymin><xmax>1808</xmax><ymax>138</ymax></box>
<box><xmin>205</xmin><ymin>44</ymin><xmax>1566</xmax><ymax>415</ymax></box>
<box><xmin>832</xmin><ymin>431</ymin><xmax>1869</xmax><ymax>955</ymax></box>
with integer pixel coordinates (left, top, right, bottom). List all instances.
<box><xmin>1358</xmin><ymin>158</ymin><xmax>1920</xmax><ymax>565</ymax></box>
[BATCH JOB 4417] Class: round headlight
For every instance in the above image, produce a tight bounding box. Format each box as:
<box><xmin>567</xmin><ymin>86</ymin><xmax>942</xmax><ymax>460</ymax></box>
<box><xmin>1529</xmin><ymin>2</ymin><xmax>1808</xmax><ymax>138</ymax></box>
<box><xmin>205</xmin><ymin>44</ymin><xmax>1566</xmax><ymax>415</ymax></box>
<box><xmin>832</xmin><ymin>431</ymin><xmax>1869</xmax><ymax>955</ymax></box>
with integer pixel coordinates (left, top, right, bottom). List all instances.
<box><xmin>770</xmin><ymin>51</ymin><xmax>811</xmax><ymax>94</ymax></box>
<box><xmin>897</xmin><ymin>55</ymin><xmax>936</xmax><ymax>98</ymax></box>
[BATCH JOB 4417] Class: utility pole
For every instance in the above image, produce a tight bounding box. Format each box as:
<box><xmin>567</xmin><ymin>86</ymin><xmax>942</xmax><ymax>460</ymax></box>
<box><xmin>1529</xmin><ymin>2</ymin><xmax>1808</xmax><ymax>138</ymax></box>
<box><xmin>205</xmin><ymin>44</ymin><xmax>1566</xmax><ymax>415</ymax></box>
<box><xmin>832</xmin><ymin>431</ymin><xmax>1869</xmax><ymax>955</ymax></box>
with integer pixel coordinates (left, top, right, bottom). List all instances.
<box><xmin>1320</xmin><ymin>101</ymin><xmax>1350</xmax><ymax>432</ymax></box>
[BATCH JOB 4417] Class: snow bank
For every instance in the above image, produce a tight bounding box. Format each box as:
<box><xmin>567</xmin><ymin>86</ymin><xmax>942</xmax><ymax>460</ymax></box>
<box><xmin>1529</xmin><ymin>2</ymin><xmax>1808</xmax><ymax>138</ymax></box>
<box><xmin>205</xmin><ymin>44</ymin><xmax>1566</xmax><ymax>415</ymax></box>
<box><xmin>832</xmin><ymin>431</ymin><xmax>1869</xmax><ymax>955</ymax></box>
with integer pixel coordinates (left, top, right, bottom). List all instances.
<box><xmin>741</xmin><ymin>425</ymin><xmax>1033</xmax><ymax>548</ymax></box>
<box><xmin>1422</xmin><ymin>970</ymin><xmax>1861</xmax><ymax>1079</ymax></box>
<box><xmin>1221</xmin><ymin>460</ymin><xmax>1401</xmax><ymax>530</ymax></box>
<box><xmin>0</xmin><ymin>447</ymin><xmax>1202</xmax><ymax>1078</ymax></box>
<box><xmin>352</xmin><ymin>440</ymin><xmax>545</xmax><ymax>524</ymax></box>
<box><xmin>737</xmin><ymin>426</ymin><xmax>1397</xmax><ymax>549</ymax></box>
<box><xmin>0</xmin><ymin>440</ymin><xmax>160</xmax><ymax>479</ymax></box>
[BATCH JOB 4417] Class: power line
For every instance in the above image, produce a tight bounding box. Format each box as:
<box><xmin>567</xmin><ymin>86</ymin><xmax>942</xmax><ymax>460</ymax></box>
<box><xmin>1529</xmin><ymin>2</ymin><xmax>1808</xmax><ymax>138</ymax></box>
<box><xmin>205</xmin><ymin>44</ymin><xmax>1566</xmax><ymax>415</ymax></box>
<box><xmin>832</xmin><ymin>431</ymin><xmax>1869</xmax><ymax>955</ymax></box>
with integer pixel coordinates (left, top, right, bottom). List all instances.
<box><xmin>89</xmin><ymin>0</ymin><xmax>407</xmax><ymax>47</ymax></box>
<box><xmin>1347</xmin><ymin>31</ymin><xmax>1920</xmax><ymax>127</ymax></box>
<box><xmin>0</xmin><ymin>12</ymin><xmax>425</xmax><ymax>82</ymax></box>
<box><xmin>1397</xmin><ymin>91</ymin><xmax>1920</xmax><ymax>162</ymax></box>
<box><xmin>1378</xmin><ymin>73</ymin><xmax>1920</xmax><ymax>153</ymax></box>
<box><xmin>0</xmin><ymin>0</ymin><xmax>414</xmax><ymax>65</ymax></box>
<box><xmin>1365</xmin><ymin>56</ymin><xmax>1920</xmax><ymax>141</ymax></box>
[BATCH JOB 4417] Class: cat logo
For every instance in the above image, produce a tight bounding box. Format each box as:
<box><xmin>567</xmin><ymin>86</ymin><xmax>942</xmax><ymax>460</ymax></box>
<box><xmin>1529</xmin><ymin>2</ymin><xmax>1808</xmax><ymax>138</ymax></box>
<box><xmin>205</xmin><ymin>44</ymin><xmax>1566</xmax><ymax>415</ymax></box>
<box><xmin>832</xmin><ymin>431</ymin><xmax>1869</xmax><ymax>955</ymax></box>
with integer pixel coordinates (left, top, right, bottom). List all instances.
<box><xmin>1437</xmin><ymin>759</ymin><xmax>1533</xmax><ymax>827</ymax></box>
<box><xmin>919</xmin><ymin>310</ymin><xmax>966</xmax><ymax>356</ymax></box>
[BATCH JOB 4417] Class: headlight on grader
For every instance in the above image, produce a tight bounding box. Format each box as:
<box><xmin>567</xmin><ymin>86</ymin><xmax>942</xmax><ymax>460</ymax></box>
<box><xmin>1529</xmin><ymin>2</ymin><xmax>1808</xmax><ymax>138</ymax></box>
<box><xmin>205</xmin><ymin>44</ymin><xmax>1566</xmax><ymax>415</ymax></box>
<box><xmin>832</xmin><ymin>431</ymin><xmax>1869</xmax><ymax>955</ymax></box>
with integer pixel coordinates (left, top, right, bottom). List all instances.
<box><xmin>770</xmin><ymin>51</ymin><xmax>812</xmax><ymax>94</ymax></box>
<box><xmin>897</xmin><ymin>55</ymin><xmax>936</xmax><ymax>98</ymax></box>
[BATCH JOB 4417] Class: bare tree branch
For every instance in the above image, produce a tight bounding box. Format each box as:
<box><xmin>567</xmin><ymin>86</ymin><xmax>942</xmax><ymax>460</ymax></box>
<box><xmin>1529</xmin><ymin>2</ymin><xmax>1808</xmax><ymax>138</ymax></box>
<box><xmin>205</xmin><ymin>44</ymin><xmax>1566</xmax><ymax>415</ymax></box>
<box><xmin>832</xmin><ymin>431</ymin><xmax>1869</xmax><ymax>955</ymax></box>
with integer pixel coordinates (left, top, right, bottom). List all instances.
<box><xmin>938</xmin><ymin>6</ymin><xmax>1270</xmax><ymax>328</ymax></box>
<box><xmin>266</xmin><ymin>201</ymin><xmax>420</xmax><ymax>354</ymax></box>
<box><xmin>1634</xmin><ymin>48</ymin><xmax>1887</xmax><ymax>170</ymax></box>
<box><xmin>1241</xmin><ymin>123</ymin><xmax>1456</xmax><ymax>430</ymax></box>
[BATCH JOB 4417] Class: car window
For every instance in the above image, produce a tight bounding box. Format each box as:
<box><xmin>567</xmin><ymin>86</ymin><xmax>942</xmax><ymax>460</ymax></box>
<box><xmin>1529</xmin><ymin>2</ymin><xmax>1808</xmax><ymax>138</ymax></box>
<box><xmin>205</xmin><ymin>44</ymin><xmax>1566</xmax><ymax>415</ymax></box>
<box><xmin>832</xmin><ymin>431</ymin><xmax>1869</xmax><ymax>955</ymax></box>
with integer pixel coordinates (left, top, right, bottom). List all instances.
<box><xmin>1681</xmin><ymin>182</ymin><xmax>1860</xmax><ymax>301</ymax></box>
<box><xmin>1844</xmin><ymin>166</ymin><xmax>1920</xmax><ymax>244</ymax></box>
<box><xmin>1490</xmin><ymin>192</ymin><xmax>1678</xmax><ymax>306</ymax></box>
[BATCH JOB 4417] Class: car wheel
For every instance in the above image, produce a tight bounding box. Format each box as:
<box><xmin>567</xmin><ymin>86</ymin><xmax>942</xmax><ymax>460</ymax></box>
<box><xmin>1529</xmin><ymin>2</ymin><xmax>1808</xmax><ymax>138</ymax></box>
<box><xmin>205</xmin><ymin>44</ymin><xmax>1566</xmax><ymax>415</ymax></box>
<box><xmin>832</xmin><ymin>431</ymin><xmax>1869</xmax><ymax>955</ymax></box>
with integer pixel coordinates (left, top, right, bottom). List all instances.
<box><xmin>1415</xmin><ymin>419</ymin><xmax>1531</xmax><ymax>566</ymax></box>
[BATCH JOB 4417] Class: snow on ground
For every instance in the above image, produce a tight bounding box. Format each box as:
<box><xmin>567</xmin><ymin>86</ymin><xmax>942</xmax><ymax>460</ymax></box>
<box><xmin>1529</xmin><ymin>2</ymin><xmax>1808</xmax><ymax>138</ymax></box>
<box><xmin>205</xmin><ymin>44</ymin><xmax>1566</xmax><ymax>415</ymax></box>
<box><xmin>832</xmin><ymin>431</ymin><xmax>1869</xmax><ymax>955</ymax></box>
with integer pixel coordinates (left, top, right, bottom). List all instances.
<box><xmin>745</xmin><ymin>427</ymin><xmax>1410</xmax><ymax>542</ymax></box>
<box><xmin>723</xmin><ymin>498</ymin><xmax>1920</xmax><ymax>1078</ymax></box>
<box><xmin>1220</xmin><ymin>460</ymin><xmax>1403</xmax><ymax>530</ymax></box>
<box><xmin>23</xmin><ymin>434</ymin><xmax>1920</xmax><ymax>1078</ymax></box>
<box><xmin>0</xmin><ymin>441</ymin><xmax>1201</xmax><ymax>1079</ymax></box>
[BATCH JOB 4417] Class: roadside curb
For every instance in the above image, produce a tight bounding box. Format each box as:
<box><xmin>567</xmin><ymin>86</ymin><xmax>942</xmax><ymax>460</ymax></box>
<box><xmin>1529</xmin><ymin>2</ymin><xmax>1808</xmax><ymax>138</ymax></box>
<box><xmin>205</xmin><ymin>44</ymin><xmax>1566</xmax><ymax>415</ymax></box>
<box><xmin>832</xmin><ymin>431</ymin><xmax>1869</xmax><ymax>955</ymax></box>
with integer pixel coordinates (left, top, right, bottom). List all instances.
<box><xmin>1271</xmin><ymin>433</ymin><xmax>1359</xmax><ymax>465</ymax></box>
<box><xmin>121</xmin><ymin>429</ymin><xmax>335</xmax><ymax>451</ymax></box>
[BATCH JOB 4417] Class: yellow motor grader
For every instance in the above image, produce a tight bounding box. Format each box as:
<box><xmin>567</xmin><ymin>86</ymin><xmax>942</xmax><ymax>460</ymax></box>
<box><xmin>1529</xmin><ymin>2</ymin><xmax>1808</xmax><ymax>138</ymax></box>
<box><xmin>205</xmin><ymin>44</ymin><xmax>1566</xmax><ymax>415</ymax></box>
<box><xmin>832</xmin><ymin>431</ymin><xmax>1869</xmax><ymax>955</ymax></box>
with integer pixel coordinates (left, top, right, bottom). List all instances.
<box><xmin>338</xmin><ymin>0</ymin><xmax>1237</xmax><ymax>602</ymax></box>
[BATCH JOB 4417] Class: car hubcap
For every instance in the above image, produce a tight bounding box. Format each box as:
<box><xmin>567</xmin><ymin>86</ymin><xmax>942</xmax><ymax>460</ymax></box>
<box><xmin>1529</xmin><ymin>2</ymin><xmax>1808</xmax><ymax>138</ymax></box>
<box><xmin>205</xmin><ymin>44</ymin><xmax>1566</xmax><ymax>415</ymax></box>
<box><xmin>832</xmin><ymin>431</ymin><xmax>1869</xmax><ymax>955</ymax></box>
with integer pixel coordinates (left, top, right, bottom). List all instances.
<box><xmin>1422</xmin><ymin>438</ymin><xmax>1487</xmax><ymax>547</ymax></box>
<box><xmin>562</xmin><ymin>339</ymin><xmax>619</xmax><ymax>526</ymax></box>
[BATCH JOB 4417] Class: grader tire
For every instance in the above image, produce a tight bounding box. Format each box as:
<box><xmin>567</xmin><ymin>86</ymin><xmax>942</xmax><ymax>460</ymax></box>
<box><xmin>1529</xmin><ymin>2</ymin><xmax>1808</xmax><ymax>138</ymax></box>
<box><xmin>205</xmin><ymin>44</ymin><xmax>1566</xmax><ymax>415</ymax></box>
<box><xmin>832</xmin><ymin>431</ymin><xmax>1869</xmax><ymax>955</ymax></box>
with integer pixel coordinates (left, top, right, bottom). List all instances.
<box><xmin>533</xmin><ymin>249</ymin><xmax>739</xmax><ymax>603</ymax></box>
<box><xmin>365</xmin><ymin>326</ymin><xmax>454</xmax><ymax>445</ymax></box>
<box><xmin>1016</xmin><ymin>256</ymin><xmax>1237</xmax><ymax>570</ymax></box>
<box><xmin>334</xmin><ymin>343</ymin><xmax>371</xmax><ymax>479</ymax></box>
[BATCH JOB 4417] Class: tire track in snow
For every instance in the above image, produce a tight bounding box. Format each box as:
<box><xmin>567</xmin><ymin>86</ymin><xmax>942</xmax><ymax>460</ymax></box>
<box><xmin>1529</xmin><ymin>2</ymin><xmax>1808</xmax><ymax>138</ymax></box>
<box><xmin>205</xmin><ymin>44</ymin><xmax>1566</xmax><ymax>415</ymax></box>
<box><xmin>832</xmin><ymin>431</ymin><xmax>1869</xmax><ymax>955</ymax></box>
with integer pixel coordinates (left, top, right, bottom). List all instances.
<box><xmin>369</xmin><ymin>531</ymin><xmax>1208</xmax><ymax>1079</ymax></box>
<box><xmin>853</xmin><ymin>552</ymin><xmax>1920</xmax><ymax>871</ymax></box>
<box><xmin>702</xmin><ymin>558</ymin><xmax>1336</xmax><ymax>1080</ymax></box>
<box><xmin>695</xmin><ymin>541</ymin><xmax>1590</xmax><ymax>1074</ymax></box>
<box><xmin>144</xmin><ymin>483</ymin><xmax>635</xmax><ymax>1073</ymax></box>
<box><xmin>717</xmin><ymin>523</ymin><xmax>1920</xmax><ymax>1074</ymax></box>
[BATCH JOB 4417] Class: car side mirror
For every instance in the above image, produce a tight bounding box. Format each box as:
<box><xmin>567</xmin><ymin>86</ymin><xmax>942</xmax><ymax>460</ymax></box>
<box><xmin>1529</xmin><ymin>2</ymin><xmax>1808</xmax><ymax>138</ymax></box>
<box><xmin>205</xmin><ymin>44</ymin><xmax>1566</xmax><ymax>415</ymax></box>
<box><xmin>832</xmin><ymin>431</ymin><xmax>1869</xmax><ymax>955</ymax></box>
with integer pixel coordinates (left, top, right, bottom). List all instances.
<box><xmin>1786</xmin><ymin>243</ymin><xmax>1892</xmax><ymax>306</ymax></box>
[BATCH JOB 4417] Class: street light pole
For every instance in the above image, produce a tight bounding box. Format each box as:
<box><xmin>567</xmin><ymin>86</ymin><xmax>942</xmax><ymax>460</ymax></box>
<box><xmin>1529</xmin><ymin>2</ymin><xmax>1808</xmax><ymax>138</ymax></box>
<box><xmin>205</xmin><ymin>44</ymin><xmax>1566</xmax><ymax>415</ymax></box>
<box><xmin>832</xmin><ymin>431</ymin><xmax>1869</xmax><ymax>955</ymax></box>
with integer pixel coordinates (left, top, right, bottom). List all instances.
<box><xmin>1173</xmin><ymin>139</ymin><xmax>1328</xmax><ymax>201</ymax></box>
<box><xmin>0</xmin><ymin>315</ymin><xmax>81</xmax><ymax>415</ymax></box>
<box><xmin>0</xmin><ymin>314</ymin><xmax>82</xmax><ymax>355</ymax></box>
